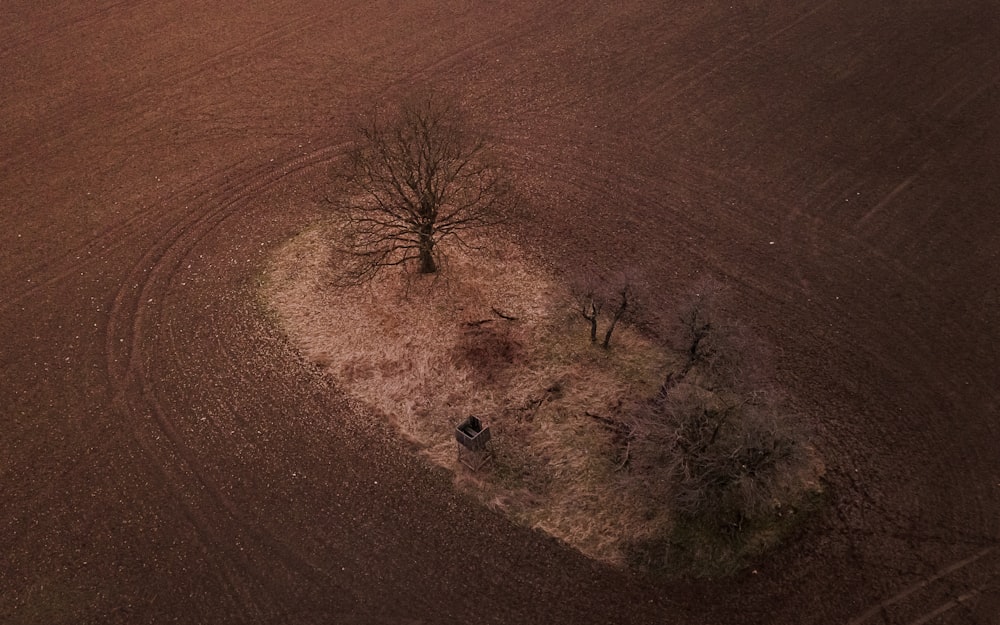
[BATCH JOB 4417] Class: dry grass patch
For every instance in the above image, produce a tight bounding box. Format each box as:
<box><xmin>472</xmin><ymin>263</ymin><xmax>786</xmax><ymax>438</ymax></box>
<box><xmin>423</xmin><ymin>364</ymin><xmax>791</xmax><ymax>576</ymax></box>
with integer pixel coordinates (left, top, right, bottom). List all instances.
<box><xmin>262</xmin><ymin>224</ymin><xmax>674</xmax><ymax>564</ymax></box>
<box><xmin>261</xmin><ymin>224</ymin><xmax>824</xmax><ymax>572</ymax></box>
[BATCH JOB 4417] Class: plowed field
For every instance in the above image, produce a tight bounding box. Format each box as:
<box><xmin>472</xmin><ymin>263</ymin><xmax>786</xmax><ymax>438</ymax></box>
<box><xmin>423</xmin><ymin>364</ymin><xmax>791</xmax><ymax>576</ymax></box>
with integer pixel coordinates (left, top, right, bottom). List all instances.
<box><xmin>2</xmin><ymin>2</ymin><xmax>998</xmax><ymax>623</ymax></box>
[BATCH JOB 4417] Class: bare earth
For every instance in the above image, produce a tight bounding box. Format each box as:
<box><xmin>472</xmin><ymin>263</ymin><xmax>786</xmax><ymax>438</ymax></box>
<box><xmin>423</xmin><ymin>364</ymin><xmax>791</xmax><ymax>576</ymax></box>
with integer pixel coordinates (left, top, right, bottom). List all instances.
<box><xmin>2</xmin><ymin>2</ymin><xmax>999</xmax><ymax>624</ymax></box>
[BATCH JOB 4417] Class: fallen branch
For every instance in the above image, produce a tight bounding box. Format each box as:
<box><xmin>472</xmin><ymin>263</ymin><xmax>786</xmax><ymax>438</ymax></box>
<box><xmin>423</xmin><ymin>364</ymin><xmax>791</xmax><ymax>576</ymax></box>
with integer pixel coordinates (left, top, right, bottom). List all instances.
<box><xmin>492</xmin><ymin>307</ymin><xmax>518</xmax><ymax>321</ymax></box>
<box><xmin>463</xmin><ymin>319</ymin><xmax>494</xmax><ymax>327</ymax></box>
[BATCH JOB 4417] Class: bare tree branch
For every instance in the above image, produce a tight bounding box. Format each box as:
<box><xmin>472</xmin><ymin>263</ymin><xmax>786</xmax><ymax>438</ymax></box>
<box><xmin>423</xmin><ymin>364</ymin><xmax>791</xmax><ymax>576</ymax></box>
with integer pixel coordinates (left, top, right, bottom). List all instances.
<box><xmin>602</xmin><ymin>284</ymin><xmax>631</xmax><ymax>349</ymax></box>
<box><xmin>570</xmin><ymin>272</ymin><xmax>641</xmax><ymax>348</ymax></box>
<box><xmin>331</xmin><ymin>91</ymin><xmax>510</xmax><ymax>283</ymax></box>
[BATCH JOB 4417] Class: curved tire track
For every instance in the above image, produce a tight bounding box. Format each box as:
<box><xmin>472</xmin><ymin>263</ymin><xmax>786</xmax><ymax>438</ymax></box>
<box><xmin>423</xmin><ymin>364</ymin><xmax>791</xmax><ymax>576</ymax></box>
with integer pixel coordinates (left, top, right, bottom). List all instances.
<box><xmin>103</xmin><ymin>144</ymin><xmax>346</xmax><ymax>618</ymax></box>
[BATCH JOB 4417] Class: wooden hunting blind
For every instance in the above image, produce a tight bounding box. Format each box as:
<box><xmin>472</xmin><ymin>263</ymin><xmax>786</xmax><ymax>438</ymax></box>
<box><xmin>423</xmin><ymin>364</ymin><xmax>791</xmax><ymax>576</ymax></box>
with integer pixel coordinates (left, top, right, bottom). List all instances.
<box><xmin>455</xmin><ymin>416</ymin><xmax>492</xmax><ymax>471</ymax></box>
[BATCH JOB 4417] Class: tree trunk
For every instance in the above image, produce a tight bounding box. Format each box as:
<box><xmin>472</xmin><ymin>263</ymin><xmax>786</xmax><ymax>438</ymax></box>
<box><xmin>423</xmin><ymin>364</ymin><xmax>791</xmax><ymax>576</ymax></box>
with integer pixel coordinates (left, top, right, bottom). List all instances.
<box><xmin>418</xmin><ymin>229</ymin><xmax>437</xmax><ymax>273</ymax></box>
<box><xmin>602</xmin><ymin>311</ymin><xmax>622</xmax><ymax>349</ymax></box>
<box><xmin>588</xmin><ymin>302</ymin><xmax>599</xmax><ymax>343</ymax></box>
<box><xmin>581</xmin><ymin>299</ymin><xmax>599</xmax><ymax>343</ymax></box>
<box><xmin>601</xmin><ymin>286</ymin><xmax>629</xmax><ymax>349</ymax></box>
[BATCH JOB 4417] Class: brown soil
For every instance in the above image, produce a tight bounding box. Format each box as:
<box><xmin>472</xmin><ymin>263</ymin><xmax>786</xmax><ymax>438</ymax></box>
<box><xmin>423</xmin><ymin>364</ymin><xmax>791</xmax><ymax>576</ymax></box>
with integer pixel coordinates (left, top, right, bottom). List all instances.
<box><xmin>2</xmin><ymin>1</ymin><xmax>998</xmax><ymax>624</ymax></box>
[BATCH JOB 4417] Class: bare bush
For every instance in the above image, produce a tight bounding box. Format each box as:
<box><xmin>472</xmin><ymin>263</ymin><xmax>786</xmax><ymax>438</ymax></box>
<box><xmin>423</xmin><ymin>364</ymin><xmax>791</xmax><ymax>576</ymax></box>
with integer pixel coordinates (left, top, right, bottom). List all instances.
<box><xmin>627</xmin><ymin>282</ymin><xmax>812</xmax><ymax>546</ymax></box>
<box><xmin>657</xmin><ymin>391</ymin><xmax>801</xmax><ymax>526</ymax></box>
<box><xmin>660</xmin><ymin>285</ymin><xmax>771</xmax><ymax>396</ymax></box>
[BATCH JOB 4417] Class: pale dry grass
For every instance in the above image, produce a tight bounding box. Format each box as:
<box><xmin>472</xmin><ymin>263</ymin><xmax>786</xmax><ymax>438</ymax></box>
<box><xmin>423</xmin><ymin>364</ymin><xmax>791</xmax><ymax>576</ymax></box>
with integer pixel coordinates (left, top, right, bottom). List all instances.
<box><xmin>261</xmin><ymin>225</ymin><xmax>824</xmax><ymax>570</ymax></box>
<box><xmin>261</xmin><ymin>223</ymin><xmax>671</xmax><ymax>565</ymax></box>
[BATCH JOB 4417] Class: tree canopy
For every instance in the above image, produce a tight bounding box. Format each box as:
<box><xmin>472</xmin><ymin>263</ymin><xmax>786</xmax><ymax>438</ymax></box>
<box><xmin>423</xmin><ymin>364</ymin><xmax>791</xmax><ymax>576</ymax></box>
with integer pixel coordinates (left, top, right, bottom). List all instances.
<box><xmin>334</xmin><ymin>93</ymin><xmax>509</xmax><ymax>282</ymax></box>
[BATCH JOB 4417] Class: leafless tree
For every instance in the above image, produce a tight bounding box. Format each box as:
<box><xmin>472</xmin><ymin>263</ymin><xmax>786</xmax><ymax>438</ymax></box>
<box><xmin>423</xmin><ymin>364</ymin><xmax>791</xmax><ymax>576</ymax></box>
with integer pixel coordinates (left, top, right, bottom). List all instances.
<box><xmin>332</xmin><ymin>92</ymin><xmax>509</xmax><ymax>282</ymax></box>
<box><xmin>626</xmin><ymin>378</ymin><xmax>805</xmax><ymax>536</ymax></box>
<box><xmin>601</xmin><ymin>283</ymin><xmax>632</xmax><ymax>349</ymax></box>
<box><xmin>658</xmin><ymin>390</ymin><xmax>800</xmax><ymax>525</ymax></box>
<box><xmin>573</xmin><ymin>275</ymin><xmax>637</xmax><ymax>349</ymax></box>
<box><xmin>658</xmin><ymin>284</ymin><xmax>767</xmax><ymax>397</ymax></box>
<box><xmin>624</xmin><ymin>282</ymin><xmax>807</xmax><ymax>533</ymax></box>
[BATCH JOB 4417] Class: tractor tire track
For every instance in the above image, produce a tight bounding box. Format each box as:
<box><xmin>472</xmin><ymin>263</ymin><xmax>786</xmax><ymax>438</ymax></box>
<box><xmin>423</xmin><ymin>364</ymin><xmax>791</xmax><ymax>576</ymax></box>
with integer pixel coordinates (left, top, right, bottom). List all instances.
<box><xmin>103</xmin><ymin>145</ymin><xmax>346</xmax><ymax>618</ymax></box>
<box><xmin>0</xmin><ymin>0</ymin><xmax>150</xmax><ymax>61</ymax></box>
<box><xmin>846</xmin><ymin>547</ymin><xmax>999</xmax><ymax>625</ymax></box>
<box><xmin>1</xmin><ymin>5</ymin><xmax>346</xmax><ymax>312</ymax></box>
<box><xmin>632</xmin><ymin>0</ymin><xmax>836</xmax><ymax>121</ymax></box>
<box><xmin>0</xmin><ymin>155</ymin><xmax>258</xmax><ymax>317</ymax></box>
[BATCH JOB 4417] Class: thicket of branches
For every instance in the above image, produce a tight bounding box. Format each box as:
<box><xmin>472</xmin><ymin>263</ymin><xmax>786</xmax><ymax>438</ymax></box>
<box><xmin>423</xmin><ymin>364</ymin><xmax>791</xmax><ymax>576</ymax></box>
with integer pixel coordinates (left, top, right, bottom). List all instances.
<box><xmin>331</xmin><ymin>92</ymin><xmax>510</xmax><ymax>283</ymax></box>
<box><xmin>625</xmin><ymin>286</ymin><xmax>811</xmax><ymax>538</ymax></box>
<box><xmin>634</xmin><ymin>386</ymin><xmax>804</xmax><ymax>529</ymax></box>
